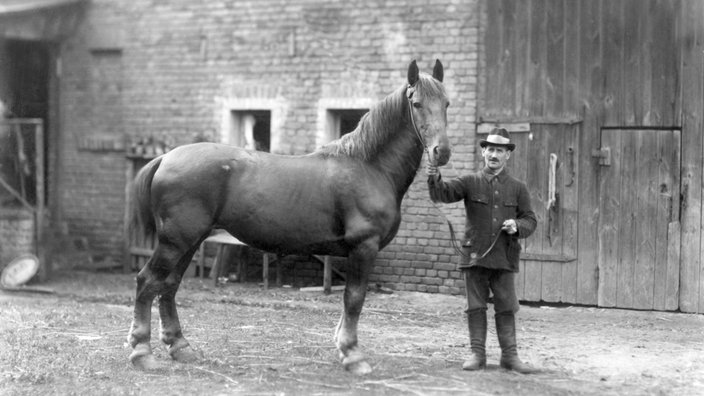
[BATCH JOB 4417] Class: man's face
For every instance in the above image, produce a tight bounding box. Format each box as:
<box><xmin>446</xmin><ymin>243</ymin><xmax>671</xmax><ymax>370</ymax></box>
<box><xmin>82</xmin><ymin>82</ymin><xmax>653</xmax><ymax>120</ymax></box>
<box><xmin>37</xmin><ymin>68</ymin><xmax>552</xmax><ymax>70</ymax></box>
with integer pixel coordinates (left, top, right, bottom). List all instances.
<box><xmin>482</xmin><ymin>145</ymin><xmax>511</xmax><ymax>171</ymax></box>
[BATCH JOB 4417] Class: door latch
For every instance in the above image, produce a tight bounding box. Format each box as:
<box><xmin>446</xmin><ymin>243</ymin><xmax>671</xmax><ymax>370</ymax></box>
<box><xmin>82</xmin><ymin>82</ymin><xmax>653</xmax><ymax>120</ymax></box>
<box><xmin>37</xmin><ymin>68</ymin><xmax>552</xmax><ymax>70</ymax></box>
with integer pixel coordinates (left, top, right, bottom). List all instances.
<box><xmin>591</xmin><ymin>147</ymin><xmax>611</xmax><ymax>166</ymax></box>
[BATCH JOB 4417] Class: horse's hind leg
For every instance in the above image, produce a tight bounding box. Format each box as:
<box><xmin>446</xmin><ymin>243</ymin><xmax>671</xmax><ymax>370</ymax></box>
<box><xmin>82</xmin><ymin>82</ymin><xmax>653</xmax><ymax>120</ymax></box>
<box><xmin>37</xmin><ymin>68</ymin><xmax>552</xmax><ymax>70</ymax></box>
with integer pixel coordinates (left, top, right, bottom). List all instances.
<box><xmin>128</xmin><ymin>241</ymin><xmax>197</xmax><ymax>370</ymax></box>
<box><xmin>128</xmin><ymin>242</ymin><xmax>184</xmax><ymax>370</ymax></box>
<box><xmin>335</xmin><ymin>237</ymin><xmax>378</xmax><ymax>375</ymax></box>
<box><xmin>157</xmin><ymin>242</ymin><xmax>204</xmax><ymax>363</ymax></box>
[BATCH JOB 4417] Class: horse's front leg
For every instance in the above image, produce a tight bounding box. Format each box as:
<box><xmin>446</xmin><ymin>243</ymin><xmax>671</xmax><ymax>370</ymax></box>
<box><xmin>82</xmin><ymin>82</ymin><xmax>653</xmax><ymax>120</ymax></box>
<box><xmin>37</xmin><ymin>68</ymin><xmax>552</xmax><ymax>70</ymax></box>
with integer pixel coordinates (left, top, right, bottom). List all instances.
<box><xmin>335</xmin><ymin>237</ymin><xmax>378</xmax><ymax>375</ymax></box>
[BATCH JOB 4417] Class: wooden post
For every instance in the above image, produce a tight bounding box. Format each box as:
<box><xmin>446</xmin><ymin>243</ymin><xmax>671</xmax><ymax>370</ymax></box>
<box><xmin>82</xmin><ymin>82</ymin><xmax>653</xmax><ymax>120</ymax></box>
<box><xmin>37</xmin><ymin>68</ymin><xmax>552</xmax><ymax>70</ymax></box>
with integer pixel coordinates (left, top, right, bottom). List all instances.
<box><xmin>323</xmin><ymin>256</ymin><xmax>332</xmax><ymax>295</ymax></box>
<box><xmin>275</xmin><ymin>255</ymin><xmax>282</xmax><ymax>287</ymax></box>
<box><xmin>33</xmin><ymin>120</ymin><xmax>48</xmax><ymax>281</ymax></box>
<box><xmin>123</xmin><ymin>159</ymin><xmax>135</xmax><ymax>273</ymax></box>
<box><xmin>211</xmin><ymin>244</ymin><xmax>225</xmax><ymax>286</ymax></box>
<box><xmin>262</xmin><ymin>252</ymin><xmax>269</xmax><ymax>290</ymax></box>
<box><xmin>198</xmin><ymin>244</ymin><xmax>205</xmax><ymax>279</ymax></box>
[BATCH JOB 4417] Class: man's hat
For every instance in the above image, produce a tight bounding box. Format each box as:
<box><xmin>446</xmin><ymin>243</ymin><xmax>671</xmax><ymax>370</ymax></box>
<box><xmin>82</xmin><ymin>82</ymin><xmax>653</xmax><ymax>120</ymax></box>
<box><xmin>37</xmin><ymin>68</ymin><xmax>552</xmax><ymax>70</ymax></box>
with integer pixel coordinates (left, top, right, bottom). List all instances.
<box><xmin>479</xmin><ymin>127</ymin><xmax>516</xmax><ymax>151</ymax></box>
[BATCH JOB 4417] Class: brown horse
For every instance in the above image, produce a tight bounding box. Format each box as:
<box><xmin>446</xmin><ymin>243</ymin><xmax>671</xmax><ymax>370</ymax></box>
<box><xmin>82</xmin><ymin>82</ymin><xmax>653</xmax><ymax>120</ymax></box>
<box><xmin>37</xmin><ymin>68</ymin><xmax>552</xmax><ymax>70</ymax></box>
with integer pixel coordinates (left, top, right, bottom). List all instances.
<box><xmin>127</xmin><ymin>59</ymin><xmax>451</xmax><ymax>375</ymax></box>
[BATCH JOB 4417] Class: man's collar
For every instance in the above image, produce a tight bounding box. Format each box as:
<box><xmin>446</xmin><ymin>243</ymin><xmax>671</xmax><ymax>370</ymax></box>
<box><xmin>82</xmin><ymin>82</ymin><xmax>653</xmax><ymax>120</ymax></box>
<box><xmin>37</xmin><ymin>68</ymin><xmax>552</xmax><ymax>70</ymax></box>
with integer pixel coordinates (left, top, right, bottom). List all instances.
<box><xmin>482</xmin><ymin>166</ymin><xmax>508</xmax><ymax>182</ymax></box>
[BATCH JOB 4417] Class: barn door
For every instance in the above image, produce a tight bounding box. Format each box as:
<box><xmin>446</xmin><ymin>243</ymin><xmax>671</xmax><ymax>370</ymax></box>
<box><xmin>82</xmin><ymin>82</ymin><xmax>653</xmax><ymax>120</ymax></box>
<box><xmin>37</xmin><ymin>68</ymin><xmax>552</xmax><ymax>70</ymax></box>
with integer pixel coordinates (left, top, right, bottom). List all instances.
<box><xmin>597</xmin><ymin>129</ymin><xmax>681</xmax><ymax>311</ymax></box>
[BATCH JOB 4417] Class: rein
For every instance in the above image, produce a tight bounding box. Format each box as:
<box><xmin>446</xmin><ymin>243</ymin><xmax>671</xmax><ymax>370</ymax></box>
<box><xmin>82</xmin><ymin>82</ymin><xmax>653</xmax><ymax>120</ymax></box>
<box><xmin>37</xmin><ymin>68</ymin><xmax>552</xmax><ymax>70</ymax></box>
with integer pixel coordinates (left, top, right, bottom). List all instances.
<box><xmin>406</xmin><ymin>85</ymin><xmax>501</xmax><ymax>261</ymax></box>
<box><xmin>427</xmin><ymin>197</ymin><xmax>503</xmax><ymax>260</ymax></box>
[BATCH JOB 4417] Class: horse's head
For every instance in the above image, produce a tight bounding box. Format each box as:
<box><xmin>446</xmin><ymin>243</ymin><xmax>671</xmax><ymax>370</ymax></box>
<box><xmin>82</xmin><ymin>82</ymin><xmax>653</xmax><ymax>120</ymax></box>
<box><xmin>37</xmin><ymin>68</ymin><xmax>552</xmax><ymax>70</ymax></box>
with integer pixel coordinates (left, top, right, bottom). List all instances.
<box><xmin>406</xmin><ymin>59</ymin><xmax>451</xmax><ymax>166</ymax></box>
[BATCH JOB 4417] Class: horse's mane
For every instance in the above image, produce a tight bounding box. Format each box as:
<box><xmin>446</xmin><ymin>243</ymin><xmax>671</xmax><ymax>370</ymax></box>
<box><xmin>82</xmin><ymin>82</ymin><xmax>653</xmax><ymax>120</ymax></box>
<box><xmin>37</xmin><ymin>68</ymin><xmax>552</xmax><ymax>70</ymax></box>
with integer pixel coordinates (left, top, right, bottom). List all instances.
<box><xmin>318</xmin><ymin>74</ymin><xmax>445</xmax><ymax>161</ymax></box>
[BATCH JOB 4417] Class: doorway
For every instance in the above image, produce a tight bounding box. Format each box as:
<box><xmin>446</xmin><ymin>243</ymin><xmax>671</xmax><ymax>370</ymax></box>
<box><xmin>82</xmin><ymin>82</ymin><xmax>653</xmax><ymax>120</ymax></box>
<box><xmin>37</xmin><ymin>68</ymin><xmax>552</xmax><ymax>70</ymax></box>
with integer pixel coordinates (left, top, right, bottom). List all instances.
<box><xmin>1</xmin><ymin>40</ymin><xmax>50</xmax><ymax>207</ymax></box>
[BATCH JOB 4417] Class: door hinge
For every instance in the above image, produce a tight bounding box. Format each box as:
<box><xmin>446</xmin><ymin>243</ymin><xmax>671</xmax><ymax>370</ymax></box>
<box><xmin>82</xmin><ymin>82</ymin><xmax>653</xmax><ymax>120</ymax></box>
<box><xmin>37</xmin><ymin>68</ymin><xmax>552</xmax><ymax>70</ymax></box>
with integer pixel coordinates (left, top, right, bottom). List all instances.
<box><xmin>591</xmin><ymin>147</ymin><xmax>611</xmax><ymax>166</ymax></box>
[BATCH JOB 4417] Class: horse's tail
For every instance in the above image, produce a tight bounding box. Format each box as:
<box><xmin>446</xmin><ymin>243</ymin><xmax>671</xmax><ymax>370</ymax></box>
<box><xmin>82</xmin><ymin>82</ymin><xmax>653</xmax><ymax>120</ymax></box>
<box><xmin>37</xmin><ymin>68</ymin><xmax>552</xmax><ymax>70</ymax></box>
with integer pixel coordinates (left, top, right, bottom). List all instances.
<box><xmin>129</xmin><ymin>156</ymin><xmax>163</xmax><ymax>239</ymax></box>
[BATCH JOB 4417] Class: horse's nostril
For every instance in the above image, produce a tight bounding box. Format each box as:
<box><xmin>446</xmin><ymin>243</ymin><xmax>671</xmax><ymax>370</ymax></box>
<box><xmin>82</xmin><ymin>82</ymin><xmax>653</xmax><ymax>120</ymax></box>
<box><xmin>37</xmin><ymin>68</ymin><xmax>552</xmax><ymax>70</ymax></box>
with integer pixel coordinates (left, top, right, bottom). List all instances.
<box><xmin>435</xmin><ymin>147</ymin><xmax>451</xmax><ymax>165</ymax></box>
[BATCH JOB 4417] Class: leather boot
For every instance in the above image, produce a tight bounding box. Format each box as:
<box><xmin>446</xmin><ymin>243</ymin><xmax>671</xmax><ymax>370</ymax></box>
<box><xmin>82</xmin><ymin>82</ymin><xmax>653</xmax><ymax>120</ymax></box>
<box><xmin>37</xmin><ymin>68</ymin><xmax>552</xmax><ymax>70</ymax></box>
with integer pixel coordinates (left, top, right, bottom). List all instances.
<box><xmin>495</xmin><ymin>313</ymin><xmax>538</xmax><ymax>374</ymax></box>
<box><xmin>462</xmin><ymin>309</ymin><xmax>487</xmax><ymax>370</ymax></box>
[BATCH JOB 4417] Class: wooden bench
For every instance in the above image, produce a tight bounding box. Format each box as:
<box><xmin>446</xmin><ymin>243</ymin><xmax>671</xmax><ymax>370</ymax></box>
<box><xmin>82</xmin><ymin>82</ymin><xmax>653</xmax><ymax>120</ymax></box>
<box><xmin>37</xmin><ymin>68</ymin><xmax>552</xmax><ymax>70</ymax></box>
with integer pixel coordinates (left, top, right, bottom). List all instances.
<box><xmin>130</xmin><ymin>229</ymin><xmax>342</xmax><ymax>292</ymax></box>
<box><xmin>198</xmin><ymin>230</ymin><xmax>342</xmax><ymax>292</ymax></box>
<box><xmin>197</xmin><ymin>230</ymin><xmax>279</xmax><ymax>289</ymax></box>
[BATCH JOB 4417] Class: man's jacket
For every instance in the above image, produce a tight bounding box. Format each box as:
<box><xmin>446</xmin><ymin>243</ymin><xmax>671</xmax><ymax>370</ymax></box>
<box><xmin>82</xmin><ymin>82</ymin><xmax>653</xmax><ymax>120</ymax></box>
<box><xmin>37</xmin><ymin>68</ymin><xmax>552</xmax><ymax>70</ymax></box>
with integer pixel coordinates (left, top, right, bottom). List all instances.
<box><xmin>428</xmin><ymin>167</ymin><xmax>537</xmax><ymax>272</ymax></box>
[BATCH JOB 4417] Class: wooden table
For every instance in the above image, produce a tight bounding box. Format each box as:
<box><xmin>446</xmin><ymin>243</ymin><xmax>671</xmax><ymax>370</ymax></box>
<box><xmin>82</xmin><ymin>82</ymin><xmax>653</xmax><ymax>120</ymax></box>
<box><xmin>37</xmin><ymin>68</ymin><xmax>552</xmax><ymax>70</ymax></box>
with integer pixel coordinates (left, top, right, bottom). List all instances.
<box><xmin>197</xmin><ymin>230</ymin><xmax>341</xmax><ymax>293</ymax></box>
<box><xmin>197</xmin><ymin>230</ymin><xmax>279</xmax><ymax>289</ymax></box>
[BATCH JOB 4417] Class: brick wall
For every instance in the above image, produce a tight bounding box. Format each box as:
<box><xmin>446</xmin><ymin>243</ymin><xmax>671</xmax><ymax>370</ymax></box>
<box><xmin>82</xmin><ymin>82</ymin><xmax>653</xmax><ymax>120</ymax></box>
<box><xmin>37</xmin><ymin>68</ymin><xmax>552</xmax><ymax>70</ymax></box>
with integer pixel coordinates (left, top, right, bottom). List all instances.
<box><xmin>59</xmin><ymin>0</ymin><xmax>480</xmax><ymax>295</ymax></box>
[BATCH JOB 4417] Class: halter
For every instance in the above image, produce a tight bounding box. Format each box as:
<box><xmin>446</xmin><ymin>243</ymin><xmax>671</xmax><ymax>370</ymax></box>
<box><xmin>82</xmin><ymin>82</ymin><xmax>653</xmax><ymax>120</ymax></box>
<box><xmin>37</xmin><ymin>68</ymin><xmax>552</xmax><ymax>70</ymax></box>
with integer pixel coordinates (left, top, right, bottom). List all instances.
<box><xmin>406</xmin><ymin>84</ymin><xmax>430</xmax><ymax>157</ymax></box>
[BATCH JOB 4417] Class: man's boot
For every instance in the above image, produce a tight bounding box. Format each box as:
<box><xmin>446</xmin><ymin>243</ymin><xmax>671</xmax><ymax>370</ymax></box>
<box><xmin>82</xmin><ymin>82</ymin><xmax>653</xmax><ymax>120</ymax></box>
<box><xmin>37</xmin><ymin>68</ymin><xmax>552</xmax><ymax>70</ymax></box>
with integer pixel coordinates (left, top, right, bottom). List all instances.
<box><xmin>462</xmin><ymin>309</ymin><xmax>487</xmax><ymax>370</ymax></box>
<box><xmin>495</xmin><ymin>312</ymin><xmax>538</xmax><ymax>374</ymax></box>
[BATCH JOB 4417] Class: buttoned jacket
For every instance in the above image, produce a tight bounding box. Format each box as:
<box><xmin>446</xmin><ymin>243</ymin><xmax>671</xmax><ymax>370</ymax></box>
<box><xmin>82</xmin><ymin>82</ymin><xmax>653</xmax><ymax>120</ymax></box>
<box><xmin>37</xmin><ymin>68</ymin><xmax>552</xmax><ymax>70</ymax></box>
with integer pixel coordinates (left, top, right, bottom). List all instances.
<box><xmin>427</xmin><ymin>167</ymin><xmax>537</xmax><ymax>272</ymax></box>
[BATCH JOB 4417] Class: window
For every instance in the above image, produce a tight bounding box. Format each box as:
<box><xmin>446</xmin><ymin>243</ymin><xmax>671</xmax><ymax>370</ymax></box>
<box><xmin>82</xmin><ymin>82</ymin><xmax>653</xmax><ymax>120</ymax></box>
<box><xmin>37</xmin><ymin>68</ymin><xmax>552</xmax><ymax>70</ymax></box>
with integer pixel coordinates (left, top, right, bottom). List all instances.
<box><xmin>229</xmin><ymin>110</ymin><xmax>271</xmax><ymax>152</ymax></box>
<box><xmin>316</xmin><ymin>98</ymin><xmax>373</xmax><ymax>148</ymax></box>
<box><xmin>326</xmin><ymin>108</ymin><xmax>367</xmax><ymax>139</ymax></box>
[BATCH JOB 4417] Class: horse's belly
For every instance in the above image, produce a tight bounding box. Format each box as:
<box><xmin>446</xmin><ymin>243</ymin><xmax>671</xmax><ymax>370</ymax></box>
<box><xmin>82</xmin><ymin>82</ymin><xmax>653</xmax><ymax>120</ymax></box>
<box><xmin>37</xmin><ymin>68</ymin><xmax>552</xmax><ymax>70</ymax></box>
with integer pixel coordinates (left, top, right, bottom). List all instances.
<box><xmin>219</xmin><ymin>191</ymin><xmax>344</xmax><ymax>255</ymax></box>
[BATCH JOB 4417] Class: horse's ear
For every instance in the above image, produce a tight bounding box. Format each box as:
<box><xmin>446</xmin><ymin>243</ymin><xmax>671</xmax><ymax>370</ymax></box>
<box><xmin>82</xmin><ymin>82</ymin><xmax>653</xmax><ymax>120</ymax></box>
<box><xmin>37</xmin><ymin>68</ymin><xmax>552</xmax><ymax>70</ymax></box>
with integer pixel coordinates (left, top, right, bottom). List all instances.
<box><xmin>407</xmin><ymin>60</ymin><xmax>419</xmax><ymax>86</ymax></box>
<box><xmin>433</xmin><ymin>59</ymin><xmax>444</xmax><ymax>82</ymax></box>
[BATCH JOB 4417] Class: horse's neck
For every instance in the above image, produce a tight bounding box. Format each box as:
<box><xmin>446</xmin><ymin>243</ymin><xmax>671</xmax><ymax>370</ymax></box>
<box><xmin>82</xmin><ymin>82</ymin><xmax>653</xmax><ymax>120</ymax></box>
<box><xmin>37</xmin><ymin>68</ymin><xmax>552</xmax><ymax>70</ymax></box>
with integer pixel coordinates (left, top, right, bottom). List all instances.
<box><xmin>370</xmin><ymin>123</ymin><xmax>425</xmax><ymax>201</ymax></box>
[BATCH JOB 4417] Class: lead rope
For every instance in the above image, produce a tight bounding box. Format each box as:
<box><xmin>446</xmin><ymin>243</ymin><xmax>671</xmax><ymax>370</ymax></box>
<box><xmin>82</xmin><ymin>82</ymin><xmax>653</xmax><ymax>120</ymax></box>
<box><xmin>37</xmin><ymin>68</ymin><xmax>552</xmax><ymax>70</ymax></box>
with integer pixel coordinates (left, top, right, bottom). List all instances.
<box><xmin>406</xmin><ymin>88</ymin><xmax>500</xmax><ymax>260</ymax></box>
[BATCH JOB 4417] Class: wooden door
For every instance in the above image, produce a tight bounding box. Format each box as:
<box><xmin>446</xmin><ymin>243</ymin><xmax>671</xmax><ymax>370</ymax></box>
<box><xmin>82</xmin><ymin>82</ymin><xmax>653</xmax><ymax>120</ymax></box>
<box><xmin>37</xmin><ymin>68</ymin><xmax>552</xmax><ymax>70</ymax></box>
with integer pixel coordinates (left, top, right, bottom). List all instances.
<box><xmin>597</xmin><ymin>129</ymin><xmax>680</xmax><ymax>310</ymax></box>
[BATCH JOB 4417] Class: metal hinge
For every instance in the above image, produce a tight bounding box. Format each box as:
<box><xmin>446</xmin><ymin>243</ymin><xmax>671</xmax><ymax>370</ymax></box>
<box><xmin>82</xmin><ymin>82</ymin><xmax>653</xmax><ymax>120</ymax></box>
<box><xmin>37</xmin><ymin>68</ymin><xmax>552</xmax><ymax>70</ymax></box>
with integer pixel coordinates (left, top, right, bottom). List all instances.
<box><xmin>591</xmin><ymin>147</ymin><xmax>611</xmax><ymax>166</ymax></box>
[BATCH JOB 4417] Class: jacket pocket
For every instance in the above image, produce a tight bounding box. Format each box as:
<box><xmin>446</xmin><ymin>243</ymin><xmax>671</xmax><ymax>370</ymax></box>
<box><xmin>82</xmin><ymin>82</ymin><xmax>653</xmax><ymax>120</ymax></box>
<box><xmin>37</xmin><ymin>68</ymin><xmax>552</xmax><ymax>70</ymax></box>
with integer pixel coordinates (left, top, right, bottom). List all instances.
<box><xmin>458</xmin><ymin>241</ymin><xmax>478</xmax><ymax>270</ymax></box>
<box><xmin>504</xmin><ymin>200</ymin><xmax>518</xmax><ymax>218</ymax></box>
<box><xmin>471</xmin><ymin>194</ymin><xmax>489</xmax><ymax>205</ymax></box>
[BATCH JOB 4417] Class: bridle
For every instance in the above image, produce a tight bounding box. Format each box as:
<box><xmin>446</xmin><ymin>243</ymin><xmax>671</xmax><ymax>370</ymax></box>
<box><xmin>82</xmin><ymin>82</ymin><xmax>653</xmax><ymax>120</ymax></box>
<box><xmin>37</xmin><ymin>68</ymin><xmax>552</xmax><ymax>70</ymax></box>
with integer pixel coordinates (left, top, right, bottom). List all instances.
<box><xmin>406</xmin><ymin>84</ymin><xmax>431</xmax><ymax>158</ymax></box>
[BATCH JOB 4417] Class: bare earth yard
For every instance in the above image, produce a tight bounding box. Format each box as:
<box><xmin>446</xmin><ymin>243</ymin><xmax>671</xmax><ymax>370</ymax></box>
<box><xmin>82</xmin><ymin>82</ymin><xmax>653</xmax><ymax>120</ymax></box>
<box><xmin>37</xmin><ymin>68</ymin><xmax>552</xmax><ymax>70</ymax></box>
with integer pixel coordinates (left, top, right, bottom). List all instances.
<box><xmin>1</xmin><ymin>269</ymin><xmax>703</xmax><ymax>395</ymax></box>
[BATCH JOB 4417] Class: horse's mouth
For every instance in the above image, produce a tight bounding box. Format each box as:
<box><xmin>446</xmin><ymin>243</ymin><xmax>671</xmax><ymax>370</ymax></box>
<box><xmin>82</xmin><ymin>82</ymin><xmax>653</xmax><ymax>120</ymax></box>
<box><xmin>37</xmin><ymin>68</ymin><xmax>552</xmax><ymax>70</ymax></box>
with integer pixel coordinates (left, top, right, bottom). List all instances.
<box><xmin>432</xmin><ymin>146</ymin><xmax>451</xmax><ymax>166</ymax></box>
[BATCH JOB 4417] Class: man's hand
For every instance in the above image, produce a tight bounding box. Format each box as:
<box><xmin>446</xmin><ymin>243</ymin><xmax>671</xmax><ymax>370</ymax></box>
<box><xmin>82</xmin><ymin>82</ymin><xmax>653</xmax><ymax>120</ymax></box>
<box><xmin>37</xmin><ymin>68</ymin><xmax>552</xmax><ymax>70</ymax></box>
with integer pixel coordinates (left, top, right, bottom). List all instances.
<box><xmin>426</xmin><ymin>163</ymin><xmax>439</xmax><ymax>179</ymax></box>
<box><xmin>502</xmin><ymin>219</ymin><xmax>518</xmax><ymax>235</ymax></box>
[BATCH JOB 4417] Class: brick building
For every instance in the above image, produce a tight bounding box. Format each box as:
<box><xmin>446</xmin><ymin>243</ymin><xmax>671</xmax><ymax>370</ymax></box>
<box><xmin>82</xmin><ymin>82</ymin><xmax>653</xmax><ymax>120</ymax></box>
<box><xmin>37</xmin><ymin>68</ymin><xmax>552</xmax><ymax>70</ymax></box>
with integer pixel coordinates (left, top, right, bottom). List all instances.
<box><xmin>8</xmin><ymin>0</ymin><xmax>478</xmax><ymax>294</ymax></box>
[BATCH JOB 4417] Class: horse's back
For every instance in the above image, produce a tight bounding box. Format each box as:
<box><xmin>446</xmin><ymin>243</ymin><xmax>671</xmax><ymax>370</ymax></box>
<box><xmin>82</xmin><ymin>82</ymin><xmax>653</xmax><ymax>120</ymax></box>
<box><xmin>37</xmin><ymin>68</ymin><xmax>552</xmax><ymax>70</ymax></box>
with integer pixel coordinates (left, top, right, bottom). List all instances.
<box><xmin>150</xmin><ymin>143</ymin><xmax>342</xmax><ymax>253</ymax></box>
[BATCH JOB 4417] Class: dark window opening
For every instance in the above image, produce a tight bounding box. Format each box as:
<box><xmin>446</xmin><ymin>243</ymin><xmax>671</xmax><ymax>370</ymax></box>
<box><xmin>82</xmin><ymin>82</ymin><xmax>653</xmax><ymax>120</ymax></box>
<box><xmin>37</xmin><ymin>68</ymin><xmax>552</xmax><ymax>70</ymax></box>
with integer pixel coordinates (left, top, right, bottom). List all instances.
<box><xmin>231</xmin><ymin>110</ymin><xmax>271</xmax><ymax>152</ymax></box>
<box><xmin>331</xmin><ymin>109</ymin><xmax>367</xmax><ymax>137</ymax></box>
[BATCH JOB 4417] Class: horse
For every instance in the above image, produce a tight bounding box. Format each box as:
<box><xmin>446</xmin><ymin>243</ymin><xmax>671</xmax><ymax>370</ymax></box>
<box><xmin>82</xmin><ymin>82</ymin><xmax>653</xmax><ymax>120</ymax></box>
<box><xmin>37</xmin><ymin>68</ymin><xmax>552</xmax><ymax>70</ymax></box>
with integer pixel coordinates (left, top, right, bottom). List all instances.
<box><xmin>127</xmin><ymin>59</ymin><xmax>451</xmax><ymax>375</ymax></box>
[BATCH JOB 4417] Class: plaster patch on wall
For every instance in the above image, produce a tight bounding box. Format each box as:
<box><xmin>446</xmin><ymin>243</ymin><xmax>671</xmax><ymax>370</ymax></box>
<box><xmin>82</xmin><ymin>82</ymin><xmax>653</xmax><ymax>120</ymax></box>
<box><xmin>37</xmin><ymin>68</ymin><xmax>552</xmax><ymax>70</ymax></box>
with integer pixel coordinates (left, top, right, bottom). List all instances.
<box><xmin>216</xmin><ymin>79</ymin><xmax>289</xmax><ymax>152</ymax></box>
<box><xmin>381</xmin><ymin>21</ymin><xmax>407</xmax><ymax>57</ymax></box>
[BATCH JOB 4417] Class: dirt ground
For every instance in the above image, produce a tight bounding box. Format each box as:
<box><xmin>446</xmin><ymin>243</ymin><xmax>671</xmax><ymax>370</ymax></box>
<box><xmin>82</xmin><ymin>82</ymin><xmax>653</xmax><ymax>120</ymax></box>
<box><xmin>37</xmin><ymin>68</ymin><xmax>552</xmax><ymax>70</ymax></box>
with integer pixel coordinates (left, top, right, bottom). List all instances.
<box><xmin>1</xmin><ymin>269</ymin><xmax>703</xmax><ymax>396</ymax></box>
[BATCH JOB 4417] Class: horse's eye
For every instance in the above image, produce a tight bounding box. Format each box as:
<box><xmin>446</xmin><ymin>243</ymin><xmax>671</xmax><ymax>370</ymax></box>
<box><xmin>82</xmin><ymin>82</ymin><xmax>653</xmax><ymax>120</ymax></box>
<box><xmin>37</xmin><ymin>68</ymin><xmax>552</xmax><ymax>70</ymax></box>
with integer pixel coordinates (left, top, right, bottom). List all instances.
<box><xmin>446</xmin><ymin>101</ymin><xmax>450</xmax><ymax>108</ymax></box>
<box><xmin>413</xmin><ymin>102</ymin><xmax>422</xmax><ymax>109</ymax></box>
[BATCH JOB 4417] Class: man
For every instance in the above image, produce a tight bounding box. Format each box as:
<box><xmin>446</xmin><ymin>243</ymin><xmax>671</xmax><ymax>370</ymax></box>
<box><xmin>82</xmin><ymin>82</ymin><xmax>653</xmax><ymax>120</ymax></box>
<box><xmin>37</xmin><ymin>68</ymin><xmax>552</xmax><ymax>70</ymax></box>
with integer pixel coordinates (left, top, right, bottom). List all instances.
<box><xmin>427</xmin><ymin>127</ymin><xmax>538</xmax><ymax>373</ymax></box>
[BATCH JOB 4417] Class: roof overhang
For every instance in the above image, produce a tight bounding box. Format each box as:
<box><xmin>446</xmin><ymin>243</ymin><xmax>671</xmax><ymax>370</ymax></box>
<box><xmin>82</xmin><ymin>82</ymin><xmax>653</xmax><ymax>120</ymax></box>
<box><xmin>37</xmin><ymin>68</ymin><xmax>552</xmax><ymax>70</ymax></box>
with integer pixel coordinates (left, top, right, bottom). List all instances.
<box><xmin>0</xmin><ymin>0</ymin><xmax>88</xmax><ymax>41</ymax></box>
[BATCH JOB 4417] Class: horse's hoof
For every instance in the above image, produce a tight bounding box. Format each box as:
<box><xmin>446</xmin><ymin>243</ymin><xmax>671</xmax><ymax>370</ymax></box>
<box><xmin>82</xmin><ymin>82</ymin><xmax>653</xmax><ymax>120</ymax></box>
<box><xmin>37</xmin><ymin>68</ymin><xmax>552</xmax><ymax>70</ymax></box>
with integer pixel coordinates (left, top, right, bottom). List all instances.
<box><xmin>343</xmin><ymin>359</ymin><xmax>373</xmax><ymax>375</ymax></box>
<box><xmin>170</xmin><ymin>346</ymin><xmax>204</xmax><ymax>363</ymax></box>
<box><xmin>131</xmin><ymin>353</ymin><xmax>167</xmax><ymax>371</ymax></box>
